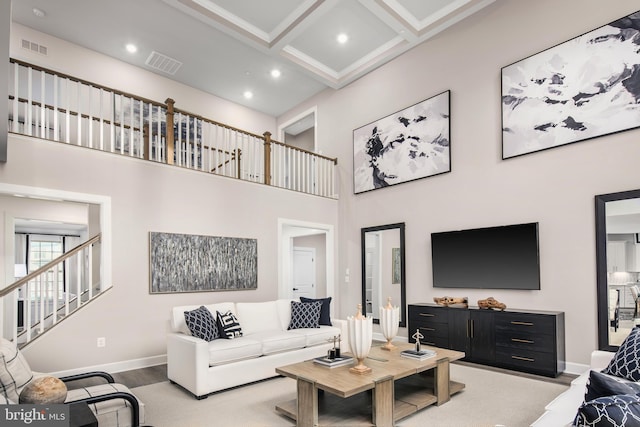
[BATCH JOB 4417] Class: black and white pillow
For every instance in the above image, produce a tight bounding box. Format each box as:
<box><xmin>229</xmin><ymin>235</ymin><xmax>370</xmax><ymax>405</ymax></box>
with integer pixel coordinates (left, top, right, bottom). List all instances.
<box><xmin>574</xmin><ymin>394</ymin><xmax>640</xmax><ymax>426</ymax></box>
<box><xmin>184</xmin><ymin>306</ymin><xmax>219</xmax><ymax>341</ymax></box>
<box><xmin>603</xmin><ymin>326</ymin><xmax>640</xmax><ymax>381</ymax></box>
<box><xmin>216</xmin><ymin>310</ymin><xmax>243</xmax><ymax>339</ymax></box>
<box><xmin>300</xmin><ymin>297</ymin><xmax>332</xmax><ymax>326</ymax></box>
<box><xmin>585</xmin><ymin>370</ymin><xmax>640</xmax><ymax>402</ymax></box>
<box><xmin>288</xmin><ymin>301</ymin><xmax>322</xmax><ymax>330</ymax></box>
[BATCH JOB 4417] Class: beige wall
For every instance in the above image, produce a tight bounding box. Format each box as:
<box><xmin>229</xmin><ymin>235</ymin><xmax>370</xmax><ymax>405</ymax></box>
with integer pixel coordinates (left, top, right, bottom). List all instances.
<box><xmin>278</xmin><ymin>0</ymin><xmax>640</xmax><ymax>366</ymax></box>
<box><xmin>0</xmin><ymin>135</ymin><xmax>338</xmax><ymax>372</ymax></box>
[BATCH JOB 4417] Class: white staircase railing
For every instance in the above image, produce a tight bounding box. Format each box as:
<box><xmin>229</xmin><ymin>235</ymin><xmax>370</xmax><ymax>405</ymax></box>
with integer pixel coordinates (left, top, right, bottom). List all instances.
<box><xmin>7</xmin><ymin>58</ymin><xmax>338</xmax><ymax>199</ymax></box>
<box><xmin>0</xmin><ymin>234</ymin><xmax>102</xmax><ymax>347</ymax></box>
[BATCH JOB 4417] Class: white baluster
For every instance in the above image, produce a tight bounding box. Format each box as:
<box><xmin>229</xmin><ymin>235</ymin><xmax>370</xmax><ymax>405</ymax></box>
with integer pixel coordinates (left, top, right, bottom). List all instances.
<box><xmin>53</xmin><ymin>74</ymin><xmax>59</xmax><ymax>141</ymax></box>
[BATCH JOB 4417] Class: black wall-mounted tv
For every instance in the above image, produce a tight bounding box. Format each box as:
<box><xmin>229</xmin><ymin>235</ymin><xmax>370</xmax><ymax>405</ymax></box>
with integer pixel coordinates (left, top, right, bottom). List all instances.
<box><xmin>431</xmin><ymin>222</ymin><xmax>540</xmax><ymax>290</ymax></box>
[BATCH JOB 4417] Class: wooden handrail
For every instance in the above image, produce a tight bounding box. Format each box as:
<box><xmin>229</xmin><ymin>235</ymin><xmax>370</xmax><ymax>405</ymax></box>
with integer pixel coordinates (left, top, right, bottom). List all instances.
<box><xmin>9</xmin><ymin>95</ymin><xmax>143</xmax><ymax>132</ymax></box>
<box><xmin>0</xmin><ymin>233</ymin><xmax>101</xmax><ymax>298</ymax></box>
<box><xmin>10</xmin><ymin>58</ymin><xmax>166</xmax><ymax>109</ymax></box>
<box><xmin>10</xmin><ymin>57</ymin><xmax>338</xmax><ymax>165</ymax></box>
<box><xmin>269</xmin><ymin>137</ymin><xmax>338</xmax><ymax>164</ymax></box>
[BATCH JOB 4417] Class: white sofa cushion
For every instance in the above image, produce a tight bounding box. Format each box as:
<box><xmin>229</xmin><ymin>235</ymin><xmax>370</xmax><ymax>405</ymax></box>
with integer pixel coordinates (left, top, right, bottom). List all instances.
<box><xmin>276</xmin><ymin>299</ymin><xmax>294</xmax><ymax>330</ymax></box>
<box><xmin>291</xmin><ymin>325</ymin><xmax>342</xmax><ymax>347</ymax></box>
<box><xmin>248</xmin><ymin>331</ymin><xmax>306</xmax><ymax>355</ymax></box>
<box><xmin>171</xmin><ymin>302</ymin><xmax>235</xmax><ymax>335</ymax></box>
<box><xmin>207</xmin><ymin>336</ymin><xmax>262</xmax><ymax>366</ymax></box>
<box><xmin>236</xmin><ymin>301</ymin><xmax>281</xmax><ymax>335</ymax></box>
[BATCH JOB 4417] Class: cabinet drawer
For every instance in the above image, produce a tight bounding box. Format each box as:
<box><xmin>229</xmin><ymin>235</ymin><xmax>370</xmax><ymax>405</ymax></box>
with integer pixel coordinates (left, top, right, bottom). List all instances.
<box><xmin>495</xmin><ymin>348</ymin><xmax>555</xmax><ymax>374</ymax></box>
<box><xmin>408</xmin><ymin>305</ymin><xmax>448</xmax><ymax>323</ymax></box>
<box><xmin>414</xmin><ymin>323</ymin><xmax>449</xmax><ymax>339</ymax></box>
<box><xmin>495</xmin><ymin>313</ymin><xmax>556</xmax><ymax>335</ymax></box>
<box><xmin>495</xmin><ymin>330</ymin><xmax>555</xmax><ymax>353</ymax></box>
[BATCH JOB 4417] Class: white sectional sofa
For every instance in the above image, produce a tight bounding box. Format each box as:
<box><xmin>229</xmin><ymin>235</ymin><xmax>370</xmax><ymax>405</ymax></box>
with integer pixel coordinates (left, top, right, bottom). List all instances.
<box><xmin>167</xmin><ymin>299</ymin><xmax>346</xmax><ymax>399</ymax></box>
<box><xmin>531</xmin><ymin>350</ymin><xmax>615</xmax><ymax>426</ymax></box>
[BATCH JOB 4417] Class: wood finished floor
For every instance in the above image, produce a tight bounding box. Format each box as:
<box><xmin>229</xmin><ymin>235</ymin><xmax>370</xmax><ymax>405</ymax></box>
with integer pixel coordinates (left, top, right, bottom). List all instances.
<box><xmin>108</xmin><ymin>361</ymin><xmax>575</xmax><ymax>391</ymax></box>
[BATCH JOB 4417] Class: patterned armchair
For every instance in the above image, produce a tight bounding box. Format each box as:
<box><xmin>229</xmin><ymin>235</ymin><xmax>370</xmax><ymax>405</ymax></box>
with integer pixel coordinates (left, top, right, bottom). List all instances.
<box><xmin>0</xmin><ymin>338</ymin><xmax>145</xmax><ymax>427</ymax></box>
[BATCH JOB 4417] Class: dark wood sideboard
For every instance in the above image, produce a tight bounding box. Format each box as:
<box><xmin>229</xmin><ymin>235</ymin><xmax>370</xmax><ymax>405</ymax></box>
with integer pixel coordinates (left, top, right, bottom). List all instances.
<box><xmin>408</xmin><ymin>304</ymin><xmax>566</xmax><ymax>377</ymax></box>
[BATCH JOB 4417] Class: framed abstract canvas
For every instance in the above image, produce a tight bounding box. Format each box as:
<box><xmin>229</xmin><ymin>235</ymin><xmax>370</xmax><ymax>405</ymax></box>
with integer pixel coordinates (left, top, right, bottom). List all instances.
<box><xmin>353</xmin><ymin>90</ymin><xmax>451</xmax><ymax>194</ymax></box>
<box><xmin>502</xmin><ymin>10</ymin><xmax>640</xmax><ymax>159</ymax></box>
<box><xmin>149</xmin><ymin>232</ymin><xmax>257</xmax><ymax>293</ymax></box>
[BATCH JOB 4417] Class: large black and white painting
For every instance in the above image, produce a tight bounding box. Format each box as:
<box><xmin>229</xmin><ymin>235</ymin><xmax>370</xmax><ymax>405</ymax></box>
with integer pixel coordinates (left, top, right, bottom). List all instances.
<box><xmin>149</xmin><ymin>232</ymin><xmax>257</xmax><ymax>293</ymax></box>
<box><xmin>353</xmin><ymin>91</ymin><xmax>450</xmax><ymax>194</ymax></box>
<box><xmin>502</xmin><ymin>11</ymin><xmax>640</xmax><ymax>159</ymax></box>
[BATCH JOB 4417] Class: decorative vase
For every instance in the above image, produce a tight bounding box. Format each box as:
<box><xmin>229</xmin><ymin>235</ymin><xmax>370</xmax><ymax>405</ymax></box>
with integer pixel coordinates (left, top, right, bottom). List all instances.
<box><xmin>348</xmin><ymin>303</ymin><xmax>373</xmax><ymax>374</ymax></box>
<box><xmin>379</xmin><ymin>297</ymin><xmax>399</xmax><ymax>351</ymax></box>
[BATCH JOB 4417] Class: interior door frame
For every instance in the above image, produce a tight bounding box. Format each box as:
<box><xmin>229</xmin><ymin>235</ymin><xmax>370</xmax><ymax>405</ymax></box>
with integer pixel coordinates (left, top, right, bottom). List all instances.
<box><xmin>278</xmin><ymin>218</ymin><xmax>334</xmax><ymax>314</ymax></box>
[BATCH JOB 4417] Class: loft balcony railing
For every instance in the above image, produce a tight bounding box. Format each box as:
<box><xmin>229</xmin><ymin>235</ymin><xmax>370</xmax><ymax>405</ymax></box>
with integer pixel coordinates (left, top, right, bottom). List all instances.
<box><xmin>6</xmin><ymin>58</ymin><xmax>338</xmax><ymax>198</ymax></box>
<box><xmin>0</xmin><ymin>234</ymin><xmax>102</xmax><ymax>347</ymax></box>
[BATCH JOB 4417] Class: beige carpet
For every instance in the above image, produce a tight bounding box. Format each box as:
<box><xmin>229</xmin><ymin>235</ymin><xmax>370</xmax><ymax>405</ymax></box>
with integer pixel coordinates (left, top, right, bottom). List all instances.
<box><xmin>131</xmin><ymin>363</ymin><xmax>568</xmax><ymax>427</ymax></box>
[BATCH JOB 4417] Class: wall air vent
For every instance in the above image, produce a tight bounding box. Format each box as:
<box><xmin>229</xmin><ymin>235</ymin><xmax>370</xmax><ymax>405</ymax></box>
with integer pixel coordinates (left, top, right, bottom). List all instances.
<box><xmin>145</xmin><ymin>51</ymin><xmax>182</xmax><ymax>75</ymax></box>
<box><xmin>21</xmin><ymin>39</ymin><xmax>48</xmax><ymax>55</ymax></box>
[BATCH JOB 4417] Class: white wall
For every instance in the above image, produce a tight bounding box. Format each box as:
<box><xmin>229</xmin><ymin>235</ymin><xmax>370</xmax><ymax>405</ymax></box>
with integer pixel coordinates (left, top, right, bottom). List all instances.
<box><xmin>278</xmin><ymin>0</ymin><xmax>640</xmax><ymax>366</ymax></box>
<box><xmin>0</xmin><ymin>134</ymin><xmax>338</xmax><ymax>372</ymax></box>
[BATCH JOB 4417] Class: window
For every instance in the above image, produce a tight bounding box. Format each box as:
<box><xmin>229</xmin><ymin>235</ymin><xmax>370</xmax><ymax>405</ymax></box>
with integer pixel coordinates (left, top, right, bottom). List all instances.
<box><xmin>27</xmin><ymin>235</ymin><xmax>64</xmax><ymax>300</ymax></box>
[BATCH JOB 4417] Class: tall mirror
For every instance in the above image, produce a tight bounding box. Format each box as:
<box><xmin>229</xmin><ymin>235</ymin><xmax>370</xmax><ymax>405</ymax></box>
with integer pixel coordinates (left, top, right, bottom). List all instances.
<box><xmin>596</xmin><ymin>189</ymin><xmax>640</xmax><ymax>351</ymax></box>
<box><xmin>361</xmin><ymin>223</ymin><xmax>406</xmax><ymax>327</ymax></box>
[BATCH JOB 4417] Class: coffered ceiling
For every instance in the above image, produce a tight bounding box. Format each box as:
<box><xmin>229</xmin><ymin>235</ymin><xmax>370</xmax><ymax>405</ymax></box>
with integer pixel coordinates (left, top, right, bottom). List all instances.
<box><xmin>11</xmin><ymin>0</ymin><xmax>495</xmax><ymax>116</ymax></box>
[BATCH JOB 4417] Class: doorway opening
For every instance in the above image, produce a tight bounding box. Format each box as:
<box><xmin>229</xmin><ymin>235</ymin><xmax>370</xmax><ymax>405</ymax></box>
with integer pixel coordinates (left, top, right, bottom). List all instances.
<box><xmin>278</xmin><ymin>218</ymin><xmax>334</xmax><ymax>314</ymax></box>
<box><xmin>278</xmin><ymin>107</ymin><xmax>316</xmax><ymax>152</ymax></box>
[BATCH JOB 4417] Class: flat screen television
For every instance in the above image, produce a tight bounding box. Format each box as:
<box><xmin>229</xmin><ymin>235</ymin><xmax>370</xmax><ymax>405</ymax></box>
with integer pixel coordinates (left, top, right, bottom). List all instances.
<box><xmin>431</xmin><ymin>222</ymin><xmax>540</xmax><ymax>290</ymax></box>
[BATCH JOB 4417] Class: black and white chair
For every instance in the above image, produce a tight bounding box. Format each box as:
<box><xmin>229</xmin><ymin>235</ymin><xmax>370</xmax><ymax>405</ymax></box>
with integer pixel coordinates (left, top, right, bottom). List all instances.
<box><xmin>0</xmin><ymin>337</ymin><xmax>145</xmax><ymax>427</ymax></box>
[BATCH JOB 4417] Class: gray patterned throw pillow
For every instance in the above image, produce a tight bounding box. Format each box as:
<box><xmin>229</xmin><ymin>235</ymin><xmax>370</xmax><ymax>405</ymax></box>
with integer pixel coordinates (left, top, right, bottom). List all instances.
<box><xmin>574</xmin><ymin>394</ymin><xmax>640</xmax><ymax>426</ymax></box>
<box><xmin>184</xmin><ymin>306</ymin><xmax>219</xmax><ymax>341</ymax></box>
<box><xmin>288</xmin><ymin>301</ymin><xmax>322</xmax><ymax>329</ymax></box>
<box><xmin>603</xmin><ymin>326</ymin><xmax>640</xmax><ymax>381</ymax></box>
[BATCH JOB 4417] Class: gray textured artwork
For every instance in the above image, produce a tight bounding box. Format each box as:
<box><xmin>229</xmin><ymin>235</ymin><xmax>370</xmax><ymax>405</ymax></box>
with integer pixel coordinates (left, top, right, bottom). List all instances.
<box><xmin>502</xmin><ymin>11</ymin><xmax>640</xmax><ymax>159</ymax></box>
<box><xmin>353</xmin><ymin>90</ymin><xmax>450</xmax><ymax>194</ymax></box>
<box><xmin>149</xmin><ymin>232</ymin><xmax>257</xmax><ymax>293</ymax></box>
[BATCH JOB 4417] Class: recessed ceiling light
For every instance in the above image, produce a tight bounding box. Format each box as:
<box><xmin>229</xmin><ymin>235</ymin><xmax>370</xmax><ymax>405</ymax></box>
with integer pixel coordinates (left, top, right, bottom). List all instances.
<box><xmin>270</xmin><ymin>69</ymin><xmax>281</xmax><ymax>79</ymax></box>
<box><xmin>126</xmin><ymin>44</ymin><xmax>137</xmax><ymax>54</ymax></box>
<box><xmin>243</xmin><ymin>91</ymin><xmax>253</xmax><ymax>99</ymax></box>
<box><xmin>337</xmin><ymin>33</ymin><xmax>348</xmax><ymax>44</ymax></box>
<box><xmin>32</xmin><ymin>8</ymin><xmax>46</xmax><ymax>18</ymax></box>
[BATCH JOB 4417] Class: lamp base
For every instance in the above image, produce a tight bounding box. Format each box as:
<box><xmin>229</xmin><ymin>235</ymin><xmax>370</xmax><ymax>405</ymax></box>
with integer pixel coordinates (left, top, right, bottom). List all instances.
<box><xmin>381</xmin><ymin>340</ymin><xmax>396</xmax><ymax>351</ymax></box>
<box><xmin>349</xmin><ymin>358</ymin><xmax>372</xmax><ymax>374</ymax></box>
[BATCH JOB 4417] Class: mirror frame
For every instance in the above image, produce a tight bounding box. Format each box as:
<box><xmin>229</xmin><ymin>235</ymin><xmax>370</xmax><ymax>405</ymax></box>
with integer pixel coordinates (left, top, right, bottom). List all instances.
<box><xmin>361</xmin><ymin>222</ymin><xmax>407</xmax><ymax>327</ymax></box>
<box><xmin>596</xmin><ymin>188</ymin><xmax>640</xmax><ymax>351</ymax></box>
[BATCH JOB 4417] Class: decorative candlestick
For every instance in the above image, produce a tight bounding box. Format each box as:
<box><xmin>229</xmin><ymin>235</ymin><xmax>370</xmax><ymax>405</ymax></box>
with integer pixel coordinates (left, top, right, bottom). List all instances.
<box><xmin>379</xmin><ymin>297</ymin><xmax>399</xmax><ymax>351</ymax></box>
<box><xmin>348</xmin><ymin>303</ymin><xmax>373</xmax><ymax>374</ymax></box>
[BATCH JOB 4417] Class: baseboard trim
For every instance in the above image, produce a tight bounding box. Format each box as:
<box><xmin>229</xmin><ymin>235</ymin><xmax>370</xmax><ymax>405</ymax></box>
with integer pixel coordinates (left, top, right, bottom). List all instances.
<box><xmin>50</xmin><ymin>354</ymin><xmax>167</xmax><ymax>377</ymax></box>
<box><xmin>564</xmin><ymin>360</ymin><xmax>589</xmax><ymax>376</ymax></box>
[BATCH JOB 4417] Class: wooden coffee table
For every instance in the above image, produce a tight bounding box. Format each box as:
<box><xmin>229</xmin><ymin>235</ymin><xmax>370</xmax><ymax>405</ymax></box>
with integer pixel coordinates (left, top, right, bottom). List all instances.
<box><xmin>275</xmin><ymin>343</ymin><xmax>465</xmax><ymax>427</ymax></box>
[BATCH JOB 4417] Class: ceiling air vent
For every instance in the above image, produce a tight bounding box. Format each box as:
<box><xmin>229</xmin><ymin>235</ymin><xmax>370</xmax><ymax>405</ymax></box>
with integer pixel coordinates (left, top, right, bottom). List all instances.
<box><xmin>21</xmin><ymin>39</ymin><xmax>48</xmax><ymax>55</ymax></box>
<box><xmin>145</xmin><ymin>51</ymin><xmax>182</xmax><ymax>75</ymax></box>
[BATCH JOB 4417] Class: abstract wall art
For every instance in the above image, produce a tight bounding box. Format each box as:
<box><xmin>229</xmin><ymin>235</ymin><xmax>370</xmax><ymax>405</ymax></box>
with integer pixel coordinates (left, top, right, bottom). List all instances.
<box><xmin>353</xmin><ymin>90</ymin><xmax>451</xmax><ymax>194</ymax></box>
<box><xmin>149</xmin><ymin>232</ymin><xmax>257</xmax><ymax>293</ymax></box>
<box><xmin>502</xmin><ymin>10</ymin><xmax>640</xmax><ymax>159</ymax></box>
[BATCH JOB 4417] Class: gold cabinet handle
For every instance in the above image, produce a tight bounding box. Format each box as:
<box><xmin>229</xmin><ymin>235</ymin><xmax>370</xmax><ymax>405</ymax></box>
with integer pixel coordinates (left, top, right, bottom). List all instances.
<box><xmin>511</xmin><ymin>338</ymin><xmax>534</xmax><ymax>344</ymax></box>
<box><xmin>511</xmin><ymin>355</ymin><xmax>535</xmax><ymax>362</ymax></box>
<box><xmin>510</xmin><ymin>321</ymin><xmax>534</xmax><ymax>326</ymax></box>
<box><xmin>419</xmin><ymin>313</ymin><xmax>435</xmax><ymax>317</ymax></box>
